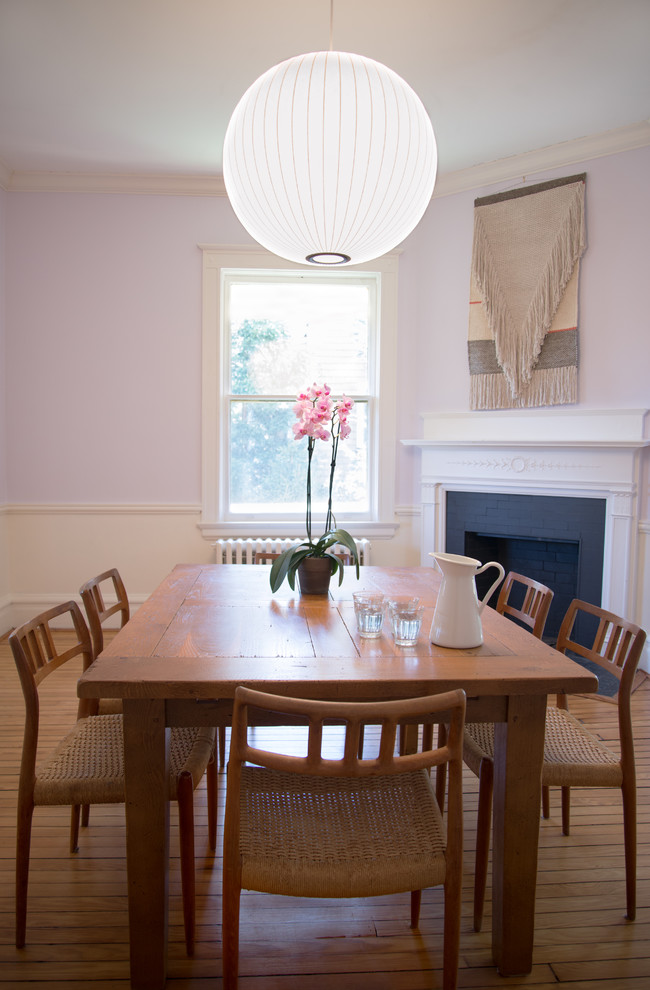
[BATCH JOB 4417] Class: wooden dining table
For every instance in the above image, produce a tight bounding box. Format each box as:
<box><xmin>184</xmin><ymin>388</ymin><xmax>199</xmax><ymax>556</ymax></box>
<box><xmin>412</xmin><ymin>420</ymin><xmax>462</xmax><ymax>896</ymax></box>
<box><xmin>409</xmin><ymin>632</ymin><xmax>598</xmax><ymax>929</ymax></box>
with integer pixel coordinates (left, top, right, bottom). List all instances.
<box><xmin>77</xmin><ymin>563</ymin><xmax>598</xmax><ymax>989</ymax></box>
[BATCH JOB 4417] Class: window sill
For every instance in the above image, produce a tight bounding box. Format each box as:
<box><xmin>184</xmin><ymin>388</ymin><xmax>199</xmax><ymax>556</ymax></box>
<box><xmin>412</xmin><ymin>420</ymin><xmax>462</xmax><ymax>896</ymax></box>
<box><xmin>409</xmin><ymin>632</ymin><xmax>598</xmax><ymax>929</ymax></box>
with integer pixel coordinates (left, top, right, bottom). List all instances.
<box><xmin>197</xmin><ymin>520</ymin><xmax>399</xmax><ymax>541</ymax></box>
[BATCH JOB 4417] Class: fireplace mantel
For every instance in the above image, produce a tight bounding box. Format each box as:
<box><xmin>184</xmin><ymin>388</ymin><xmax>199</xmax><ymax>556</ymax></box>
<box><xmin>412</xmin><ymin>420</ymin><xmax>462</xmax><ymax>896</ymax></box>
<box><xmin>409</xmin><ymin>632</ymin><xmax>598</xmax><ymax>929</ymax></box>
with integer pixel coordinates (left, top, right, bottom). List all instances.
<box><xmin>404</xmin><ymin>408</ymin><xmax>649</xmax><ymax>448</ymax></box>
<box><xmin>403</xmin><ymin>408</ymin><xmax>649</xmax><ymax>632</ymax></box>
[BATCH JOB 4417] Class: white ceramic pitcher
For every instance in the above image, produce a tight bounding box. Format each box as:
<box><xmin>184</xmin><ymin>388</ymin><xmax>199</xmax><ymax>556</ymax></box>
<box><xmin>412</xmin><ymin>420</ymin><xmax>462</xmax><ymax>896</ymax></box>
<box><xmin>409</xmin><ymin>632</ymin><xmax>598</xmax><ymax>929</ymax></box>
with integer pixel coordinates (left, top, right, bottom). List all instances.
<box><xmin>429</xmin><ymin>552</ymin><xmax>505</xmax><ymax>648</ymax></box>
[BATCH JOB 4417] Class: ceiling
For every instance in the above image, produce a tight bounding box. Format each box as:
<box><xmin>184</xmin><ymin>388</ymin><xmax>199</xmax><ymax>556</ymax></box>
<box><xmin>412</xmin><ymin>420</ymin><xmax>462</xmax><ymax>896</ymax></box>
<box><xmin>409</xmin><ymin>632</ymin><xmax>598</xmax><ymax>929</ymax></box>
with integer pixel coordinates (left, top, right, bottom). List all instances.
<box><xmin>1</xmin><ymin>0</ymin><xmax>649</xmax><ymax>192</ymax></box>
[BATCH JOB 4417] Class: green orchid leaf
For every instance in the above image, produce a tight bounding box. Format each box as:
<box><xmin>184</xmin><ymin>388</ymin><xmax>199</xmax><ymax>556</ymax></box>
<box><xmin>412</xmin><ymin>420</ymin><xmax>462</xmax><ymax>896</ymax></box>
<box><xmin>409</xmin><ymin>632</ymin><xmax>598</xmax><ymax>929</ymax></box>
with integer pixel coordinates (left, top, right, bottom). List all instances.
<box><xmin>324</xmin><ymin>551</ymin><xmax>345</xmax><ymax>585</ymax></box>
<box><xmin>289</xmin><ymin>545</ymin><xmax>328</xmax><ymax>591</ymax></box>
<box><xmin>290</xmin><ymin>547</ymin><xmax>317</xmax><ymax>567</ymax></box>
<box><xmin>330</xmin><ymin>528</ymin><xmax>361</xmax><ymax>578</ymax></box>
<box><xmin>269</xmin><ymin>544</ymin><xmax>307</xmax><ymax>592</ymax></box>
<box><xmin>317</xmin><ymin>534</ymin><xmax>339</xmax><ymax>552</ymax></box>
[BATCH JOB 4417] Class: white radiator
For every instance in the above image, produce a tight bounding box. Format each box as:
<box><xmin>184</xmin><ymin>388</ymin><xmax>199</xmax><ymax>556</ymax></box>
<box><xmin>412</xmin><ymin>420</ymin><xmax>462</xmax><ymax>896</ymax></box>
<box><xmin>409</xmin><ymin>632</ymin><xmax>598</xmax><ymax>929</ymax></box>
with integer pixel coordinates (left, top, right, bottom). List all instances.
<box><xmin>214</xmin><ymin>537</ymin><xmax>371</xmax><ymax>565</ymax></box>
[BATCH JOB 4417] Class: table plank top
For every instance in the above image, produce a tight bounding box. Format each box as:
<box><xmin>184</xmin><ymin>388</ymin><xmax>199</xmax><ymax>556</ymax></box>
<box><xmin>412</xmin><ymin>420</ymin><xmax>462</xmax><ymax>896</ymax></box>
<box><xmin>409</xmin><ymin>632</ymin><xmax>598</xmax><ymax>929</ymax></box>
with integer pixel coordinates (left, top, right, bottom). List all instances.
<box><xmin>78</xmin><ymin>564</ymin><xmax>598</xmax><ymax>701</ymax></box>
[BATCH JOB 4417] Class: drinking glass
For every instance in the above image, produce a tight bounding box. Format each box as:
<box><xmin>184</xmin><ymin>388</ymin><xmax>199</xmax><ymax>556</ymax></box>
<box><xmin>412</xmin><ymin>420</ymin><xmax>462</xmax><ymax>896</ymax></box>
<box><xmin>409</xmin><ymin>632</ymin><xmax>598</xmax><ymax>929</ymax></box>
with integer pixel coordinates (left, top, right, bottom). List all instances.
<box><xmin>391</xmin><ymin>605</ymin><xmax>424</xmax><ymax>646</ymax></box>
<box><xmin>352</xmin><ymin>593</ymin><xmax>386</xmax><ymax>639</ymax></box>
<box><xmin>387</xmin><ymin>596</ymin><xmax>420</xmax><ymax>615</ymax></box>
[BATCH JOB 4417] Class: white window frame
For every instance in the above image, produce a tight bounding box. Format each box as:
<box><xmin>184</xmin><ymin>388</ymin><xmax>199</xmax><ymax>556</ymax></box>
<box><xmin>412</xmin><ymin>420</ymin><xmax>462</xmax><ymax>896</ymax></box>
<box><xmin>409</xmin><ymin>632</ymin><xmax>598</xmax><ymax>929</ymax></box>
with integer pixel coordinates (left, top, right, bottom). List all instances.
<box><xmin>198</xmin><ymin>245</ymin><xmax>399</xmax><ymax>541</ymax></box>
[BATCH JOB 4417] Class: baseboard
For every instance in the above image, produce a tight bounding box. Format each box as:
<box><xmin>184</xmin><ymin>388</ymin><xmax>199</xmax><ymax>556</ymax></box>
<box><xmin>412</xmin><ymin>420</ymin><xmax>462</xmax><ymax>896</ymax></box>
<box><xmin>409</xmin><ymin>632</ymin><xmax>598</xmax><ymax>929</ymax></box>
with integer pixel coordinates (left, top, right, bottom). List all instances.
<box><xmin>0</xmin><ymin>595</ymin><xmax>13</xmax><ymax>637</ymax></box>
<box><xmin>639</xmin><ymin>642</ymin><xmax>650</xmax><ymax>676</ymax></box>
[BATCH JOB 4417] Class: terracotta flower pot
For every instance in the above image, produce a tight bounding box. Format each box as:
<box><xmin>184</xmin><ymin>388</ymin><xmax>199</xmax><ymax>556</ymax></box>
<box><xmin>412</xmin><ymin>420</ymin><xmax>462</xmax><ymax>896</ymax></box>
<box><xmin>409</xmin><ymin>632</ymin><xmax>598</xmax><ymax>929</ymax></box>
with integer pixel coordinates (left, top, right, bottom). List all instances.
<box><xmin>297</xmin><ymin>557</ymin><xmax>333</xmax><ymax>595</ymax></box>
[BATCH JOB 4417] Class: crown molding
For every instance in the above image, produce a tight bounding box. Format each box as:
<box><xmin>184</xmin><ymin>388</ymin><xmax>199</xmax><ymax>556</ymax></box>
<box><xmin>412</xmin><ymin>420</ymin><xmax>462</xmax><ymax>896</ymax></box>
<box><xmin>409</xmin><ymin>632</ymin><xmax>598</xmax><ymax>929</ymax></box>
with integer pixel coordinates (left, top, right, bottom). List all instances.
<box><xmin>1</xmin><ymin>121</ymin><xmax>648</xmax><ymax>198</ymax></box>
<box><xmin>2</xmin><ymin>170</ymin><xmax>226</xmax><ymax>196</ymax></box>
<box><xmin>433</xmin><ymin>120</ymin><xmax>650</xmax><ymax>198</ymax></box>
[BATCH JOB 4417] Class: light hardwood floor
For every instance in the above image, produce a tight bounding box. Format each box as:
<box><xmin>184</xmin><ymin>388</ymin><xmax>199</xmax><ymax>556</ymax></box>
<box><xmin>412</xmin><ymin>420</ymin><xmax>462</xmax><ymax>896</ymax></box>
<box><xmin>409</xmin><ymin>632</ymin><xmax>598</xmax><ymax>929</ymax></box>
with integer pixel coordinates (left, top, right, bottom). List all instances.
<box><xmin>0</xmin><ymin>630</ymin><xmax>648</xmax><ymax>988</ymax></box>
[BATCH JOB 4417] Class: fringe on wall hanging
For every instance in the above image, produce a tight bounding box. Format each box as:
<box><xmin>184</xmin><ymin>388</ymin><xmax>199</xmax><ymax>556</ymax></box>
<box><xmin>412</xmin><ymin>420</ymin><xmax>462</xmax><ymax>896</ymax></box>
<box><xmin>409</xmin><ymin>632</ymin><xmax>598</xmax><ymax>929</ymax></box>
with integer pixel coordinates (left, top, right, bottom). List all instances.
<box><xmin>468</xmin><ymin>173</ymin><xmax>586</xmax><ymax>410</ymax></box>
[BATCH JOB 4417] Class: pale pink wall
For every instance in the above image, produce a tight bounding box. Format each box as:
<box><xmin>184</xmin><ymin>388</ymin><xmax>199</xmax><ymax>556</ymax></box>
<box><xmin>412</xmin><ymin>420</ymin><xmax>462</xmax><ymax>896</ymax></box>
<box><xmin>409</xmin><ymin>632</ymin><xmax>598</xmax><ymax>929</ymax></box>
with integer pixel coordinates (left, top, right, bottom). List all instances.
<box><xmin>396</xmin><ymin>146</ymin><xmax>650</xmax><ymax>514</ymax></box>
<box><xmin>5</xmin><ymin>192</ymin><xmax>247</xmax><ymax>503</ymax></box>
<box><xmin>4</xmin><ymin>146</ymin><xmax>649</xmax><ymax>517</ymax></box>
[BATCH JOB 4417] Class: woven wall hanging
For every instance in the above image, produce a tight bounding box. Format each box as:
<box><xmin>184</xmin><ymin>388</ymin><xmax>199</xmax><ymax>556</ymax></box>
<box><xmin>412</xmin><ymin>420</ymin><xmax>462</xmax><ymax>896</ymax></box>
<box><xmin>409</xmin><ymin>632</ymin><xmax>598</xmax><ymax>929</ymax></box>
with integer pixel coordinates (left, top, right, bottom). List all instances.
<box><xmin>468</xmin><ymin>173</ymin><xmax>586</xmax><ymax>410</ymax></box>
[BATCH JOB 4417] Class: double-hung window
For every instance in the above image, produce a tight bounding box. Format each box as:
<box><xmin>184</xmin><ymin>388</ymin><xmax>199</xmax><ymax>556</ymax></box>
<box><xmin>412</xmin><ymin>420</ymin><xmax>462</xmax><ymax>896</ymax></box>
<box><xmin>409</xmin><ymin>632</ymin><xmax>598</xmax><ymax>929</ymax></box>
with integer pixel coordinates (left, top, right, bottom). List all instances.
<box><xmin>200</xmin><ymin>247</ymin><xmax>398</xmax><ymax>540</ymax></box>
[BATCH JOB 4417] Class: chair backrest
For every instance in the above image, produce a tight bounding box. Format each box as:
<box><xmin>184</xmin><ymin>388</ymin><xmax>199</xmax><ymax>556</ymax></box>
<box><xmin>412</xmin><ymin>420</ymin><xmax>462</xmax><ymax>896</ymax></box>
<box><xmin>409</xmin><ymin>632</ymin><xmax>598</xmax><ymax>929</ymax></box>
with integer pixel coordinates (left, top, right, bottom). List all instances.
<box><xmin>254</xmin><ymin>550</ymin><xmax>352</xmax><ymax>565</ymax></box>
<box><xmin>496</xmin><ymin>571</ymin><xmax>554</xmax><ymax>639</ymax></box>
<box><xmin>9</xmin><ymin>601</ymin><xmax>93</xmax><ymax>758</ymax></box>
<box><xmin>556</xmin><ymin>598</ymin><xmax>646</xmax><ymax>762</ymax></box>
<box><xmin>79</xmin><ymin>568</ymin><xmax>130</xmax><ymax>659</ymax></box>
<box><xmin>556</xmin><ymin>599</ymin><xmax>646</xmax><ymax>699</ymax></box>
<box><xmin>227</xmin><ymin>686</ymin><xmax>466</xmax><ymax>783</ymax></box>
<box><xmin>253</xmin><ymin>551</ymin><xmax>283</xmax><ymax>564</ymax></box>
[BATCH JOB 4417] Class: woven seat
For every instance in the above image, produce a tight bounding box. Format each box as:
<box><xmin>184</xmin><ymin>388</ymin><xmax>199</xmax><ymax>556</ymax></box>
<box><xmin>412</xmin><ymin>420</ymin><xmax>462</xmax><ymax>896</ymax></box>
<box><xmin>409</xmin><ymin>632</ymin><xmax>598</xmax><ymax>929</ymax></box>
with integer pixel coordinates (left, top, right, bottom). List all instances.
<box><xmin>80</xmin><ymin>568</ymin><xmax>227</xmax><ymax>764</ymax></box>
<box><xmin>223</xmin><ymin>686</ymin><xmax>466</xmax><ymax>990</ymax></box>
<box><xmin>33</xmin><ymin>714</ymin><xmax>214</xmax><ymax>803</ymax></box>
<box><xmin>239</xmin><ymin>767</ymin><xmax>448</xmax><ymax>897</ymax></box>
<box><xmin>464</xmin><ymin>597</ymin><xmax>646</xmax><ymax>931</ymax></box>
<box><xmin>10</xmin><ymin>600</ymin><xmax>217</xmax><ymax>955</ymax></box>
<box><xmin>542</xmin><ymin>705</ymin><xmax>622</xmax><ymax>785</ymax></box>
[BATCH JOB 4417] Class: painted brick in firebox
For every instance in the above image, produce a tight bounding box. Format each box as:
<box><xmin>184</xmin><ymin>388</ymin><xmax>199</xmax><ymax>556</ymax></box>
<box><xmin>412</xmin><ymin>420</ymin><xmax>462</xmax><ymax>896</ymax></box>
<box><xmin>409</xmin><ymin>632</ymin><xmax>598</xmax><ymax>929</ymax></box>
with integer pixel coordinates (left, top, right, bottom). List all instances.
<box><xmin>446</xmin><ymin>491</ymin><xmax>606</xmax><ymax>643</ymax></box>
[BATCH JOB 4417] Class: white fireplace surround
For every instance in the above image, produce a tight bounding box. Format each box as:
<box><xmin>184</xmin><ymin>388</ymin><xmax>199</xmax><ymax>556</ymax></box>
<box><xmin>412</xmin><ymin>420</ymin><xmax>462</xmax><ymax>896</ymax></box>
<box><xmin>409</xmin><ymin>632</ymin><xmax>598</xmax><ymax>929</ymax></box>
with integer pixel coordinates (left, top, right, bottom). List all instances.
<box><xmin>404</xmin><ymin>408</ymin><xmax>649</xmax><ymax>667</ymax></box>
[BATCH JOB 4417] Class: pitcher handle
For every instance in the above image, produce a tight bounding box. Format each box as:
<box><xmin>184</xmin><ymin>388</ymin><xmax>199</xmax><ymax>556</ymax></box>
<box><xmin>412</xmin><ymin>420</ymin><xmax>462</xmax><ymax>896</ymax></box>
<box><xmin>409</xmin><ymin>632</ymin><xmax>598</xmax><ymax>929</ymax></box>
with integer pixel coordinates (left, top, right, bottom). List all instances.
<box><xmin>475</xmin><ymin>561</ymin><xmax>505</xmax><ymax>613</ymax></box>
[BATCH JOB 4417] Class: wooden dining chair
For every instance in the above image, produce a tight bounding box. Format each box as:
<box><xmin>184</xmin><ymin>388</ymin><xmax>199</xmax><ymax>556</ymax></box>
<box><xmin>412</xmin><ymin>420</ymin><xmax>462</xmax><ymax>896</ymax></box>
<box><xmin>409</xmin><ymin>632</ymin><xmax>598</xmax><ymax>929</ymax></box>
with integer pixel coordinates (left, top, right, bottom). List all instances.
<box><xmin>254</xmin><ymin>549</ymin><xmax>352</xmax><ymax>565</ymax></box>
<box><xmin>495</xmin><ymin>570</ymin><xmax>554</xmax><ymax>637</ymax></box>
<box><xmin>80</xmin><ymin>568</ymin><xmax>228</xmax><ymax>765</ymax></box>
<box><xmin>432</xmin><ymin>571</ymin><xmax>555</xmax><ymax>818</ymax></box>
<box><xmin>464</xmin><ymin>598</ymin><xmax>646</xmax><ymax>931</ymax></box>
<box><xmin>79</xmin><ymin>566</ymin><xmax>130</xmax><ymax>660</ymax></box>
<box><xmin>78</xmin><ymin>568</ymin><xmax>130</xmax><ymax>717</ymax></box>
<box><xmin>459</xmin><ymin>571</ymin><xmax>553</xmax><ymax>930</ymax></box>
<box><xmin>222</xmin><ymin>686</ymin><xmax>466</xmax><ymax>990</ymax></box>
<box><xmin>10</xmin><ymin>600</ymin><xmax>217</xmax><ymax>955</ymax></box>
<box><xmin>253</xmin><ymin>550</ymin><xmax>282</xmax><ymax>563</ymax></box>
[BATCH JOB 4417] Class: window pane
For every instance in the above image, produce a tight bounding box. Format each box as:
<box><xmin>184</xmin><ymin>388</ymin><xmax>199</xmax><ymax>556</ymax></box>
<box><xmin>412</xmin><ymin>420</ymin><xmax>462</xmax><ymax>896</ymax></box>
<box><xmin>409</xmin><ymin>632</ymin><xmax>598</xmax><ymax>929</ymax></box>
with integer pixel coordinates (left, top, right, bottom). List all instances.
<box><xmin>230</xmin><ymin>400</ymin><xmax>368</xmax><ymax>515</ymax></box>
<box><xmin>229</xmin><ymin>280</ymin><xmax>369</xmax><ymax>395</ymax></box>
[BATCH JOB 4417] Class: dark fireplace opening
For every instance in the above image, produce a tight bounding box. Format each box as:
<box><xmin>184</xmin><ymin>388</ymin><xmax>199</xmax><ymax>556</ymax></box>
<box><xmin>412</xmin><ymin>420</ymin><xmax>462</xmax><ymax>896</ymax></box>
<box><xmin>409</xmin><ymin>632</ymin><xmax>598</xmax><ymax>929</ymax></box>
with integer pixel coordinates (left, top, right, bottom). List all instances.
<box><xmin>446</xmin><ymin>492</ymin><xmax>606</xmax><ymax>645</ymax></box>
<box><xmin>465</xmin><ymin>531</ymin><xmax>579</xmax><ymax>642</ymax></box>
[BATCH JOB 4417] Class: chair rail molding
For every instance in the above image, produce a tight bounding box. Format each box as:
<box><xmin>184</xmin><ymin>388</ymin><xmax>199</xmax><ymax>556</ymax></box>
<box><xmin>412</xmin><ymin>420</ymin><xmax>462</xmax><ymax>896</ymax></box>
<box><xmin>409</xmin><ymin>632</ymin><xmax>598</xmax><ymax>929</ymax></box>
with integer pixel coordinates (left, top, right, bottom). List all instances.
<box><xmin>4</xmin><ymin>502</ymin><xmax>202</xmax><ymax>515</ymax></box>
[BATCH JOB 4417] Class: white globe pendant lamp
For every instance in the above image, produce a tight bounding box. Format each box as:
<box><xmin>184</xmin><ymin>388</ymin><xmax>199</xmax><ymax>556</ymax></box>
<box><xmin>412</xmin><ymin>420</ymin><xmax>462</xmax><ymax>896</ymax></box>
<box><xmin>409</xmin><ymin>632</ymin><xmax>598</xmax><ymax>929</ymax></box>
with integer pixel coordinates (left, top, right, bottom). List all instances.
<box><xmin>223</xmin><ymin>48</ymin><xmax>437</xmax><ymax>266</ymax></box>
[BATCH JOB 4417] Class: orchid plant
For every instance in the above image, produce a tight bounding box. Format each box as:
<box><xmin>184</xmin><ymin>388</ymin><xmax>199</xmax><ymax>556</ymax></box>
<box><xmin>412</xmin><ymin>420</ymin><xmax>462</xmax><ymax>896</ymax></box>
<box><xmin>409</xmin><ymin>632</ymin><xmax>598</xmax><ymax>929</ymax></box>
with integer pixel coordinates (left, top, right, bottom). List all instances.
<box><xmin>270</xmin><ymin>383</ymin><xmax>360</xmax><ymax>592</ymax></box>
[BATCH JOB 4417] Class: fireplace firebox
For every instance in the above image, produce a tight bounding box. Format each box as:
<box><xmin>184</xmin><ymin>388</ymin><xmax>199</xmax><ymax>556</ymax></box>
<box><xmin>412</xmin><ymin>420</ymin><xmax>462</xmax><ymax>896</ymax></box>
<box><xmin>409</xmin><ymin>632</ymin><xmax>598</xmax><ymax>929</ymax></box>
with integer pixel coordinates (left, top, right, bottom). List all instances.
<box><xmin>446</xmin><ymin>491</ymin><xmax>605</xmax><ymax>642</ymax></box>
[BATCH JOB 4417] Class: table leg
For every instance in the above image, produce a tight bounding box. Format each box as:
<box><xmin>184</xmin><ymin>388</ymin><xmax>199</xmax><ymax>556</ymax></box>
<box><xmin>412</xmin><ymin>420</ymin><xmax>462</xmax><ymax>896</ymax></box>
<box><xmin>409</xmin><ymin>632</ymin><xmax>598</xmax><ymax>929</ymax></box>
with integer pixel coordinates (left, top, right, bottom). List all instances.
<box><xmin>123</xmin><ymin>699</ymin><xmax>170</xmax><ymax>990</ymax></box>
<box><xmin>491</xmin><ymin>693</ymin><xmax>546</xmax><ymax>975</ymax></box>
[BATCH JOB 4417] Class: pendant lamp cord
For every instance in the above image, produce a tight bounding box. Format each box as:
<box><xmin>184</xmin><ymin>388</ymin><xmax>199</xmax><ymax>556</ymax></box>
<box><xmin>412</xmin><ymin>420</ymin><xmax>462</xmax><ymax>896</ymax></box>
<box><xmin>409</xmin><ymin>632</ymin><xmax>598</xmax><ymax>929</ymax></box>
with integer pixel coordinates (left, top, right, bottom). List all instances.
<box><xmin>329</xmin><ymin>0</ymin><xmax>334</xmax><ymax>51</ymax></box>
